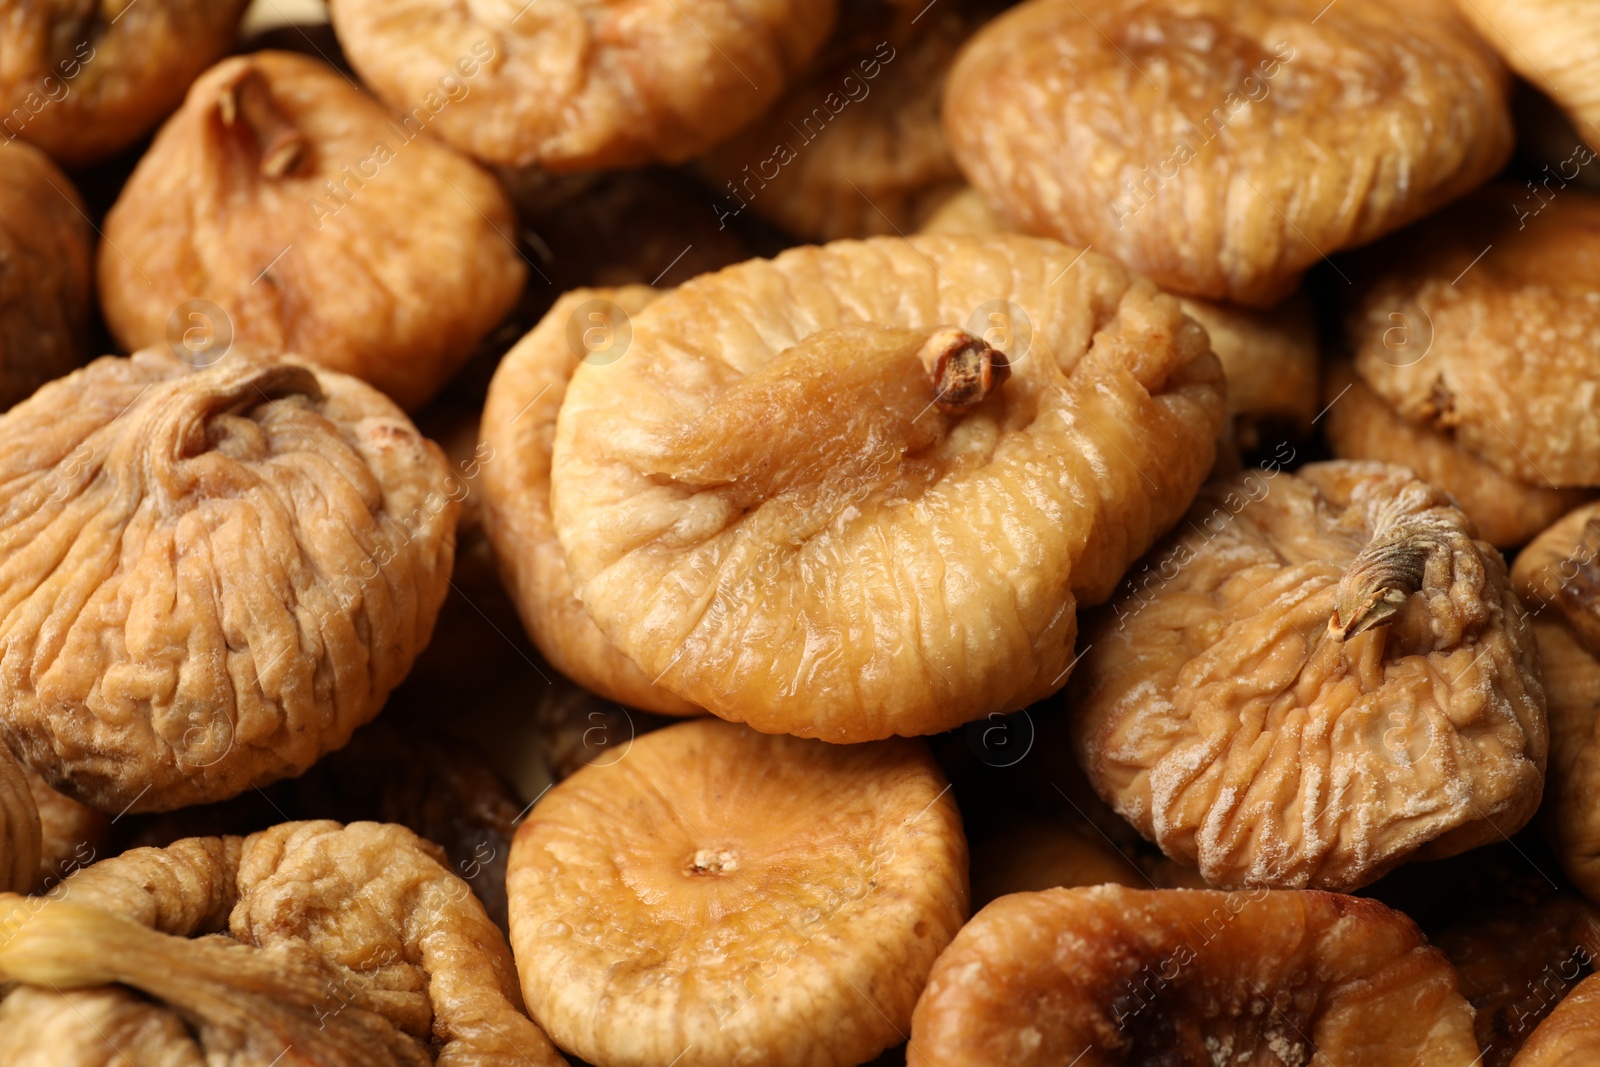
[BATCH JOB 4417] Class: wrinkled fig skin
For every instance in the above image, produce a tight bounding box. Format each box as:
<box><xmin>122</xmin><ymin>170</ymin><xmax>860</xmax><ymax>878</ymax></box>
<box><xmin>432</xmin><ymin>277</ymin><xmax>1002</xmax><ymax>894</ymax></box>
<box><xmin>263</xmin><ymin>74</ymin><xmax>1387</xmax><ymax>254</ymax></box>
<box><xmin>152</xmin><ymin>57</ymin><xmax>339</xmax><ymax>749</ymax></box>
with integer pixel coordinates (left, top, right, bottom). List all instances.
<box><xmin>0</xmin><ymin>0</ymin><xmax>250</xmax><ymax>167</ymax></box>
<box><xmin>0</xmin><ymin>821</ymin><xmax>563</xmax><ymax>1065</ymax></box>
<box><xmin>0</xmin><ymin>348</ymin><xmax>458</xmax><ymax>814</ymax></box>
<box><xmin>1324</xmin><ymin>363</ymin><xmax>1592</xmax><ymax>549</ymax></box>
<box><xmin>1351</xmin><ymin>186</ymin><xmax>1600</xmax><ymax>488</ymax></box>
<box><xmin>0</xmin><ymin>744</ymin><xmax>40</xmax><ymax>894</ymax></box>
<box><xmin>1457</xmin><ymin>0</ymin><xmax>1600</xmax><ymax>153</ymax></box>
<box><xmin>907</xmin><ymin>886</ymin><xmax>1480</xmax><ymax>1067</ymax></box>
<box><xmin>1073</xmin><ymin>462</ymin><xmax>1547</xmax><ymax>891</ymax></box>
<box><xmin>508</xmin><ymin>718</ymin><xmax>968</xmax><ymax>1067</ymax></box>
<box><xmin>1511</xmin><ymin>971</ymin><xmax>1600</xmax><ymax>1066</ymax></box>
<box><xmin>551</xmin><ymin>235</ymin><xmax>1226</xmax><ymax>742</ymax></box>
<box><xmin>0</xmin><ymin>141</ymin><xmax>91</xmax><ymax>412</ymax></box>
<box><xmin>326</xmin><ymin>0</ymin><xmax>838</xmax><ymax>171</ymax></box>
<box><xmin>481</xmin><ymin>286</ymin><xmax>699</xmax><ymax>714</ymax></box>
<box><xmin>943</xmin><ymin>0</ymin><xmax>1512</xmax><ymax>305</ymax></box>
<box><xmin>98</xmin><ymin>51</ymin><xmax>527</xmax><ymax>412</ymax></box>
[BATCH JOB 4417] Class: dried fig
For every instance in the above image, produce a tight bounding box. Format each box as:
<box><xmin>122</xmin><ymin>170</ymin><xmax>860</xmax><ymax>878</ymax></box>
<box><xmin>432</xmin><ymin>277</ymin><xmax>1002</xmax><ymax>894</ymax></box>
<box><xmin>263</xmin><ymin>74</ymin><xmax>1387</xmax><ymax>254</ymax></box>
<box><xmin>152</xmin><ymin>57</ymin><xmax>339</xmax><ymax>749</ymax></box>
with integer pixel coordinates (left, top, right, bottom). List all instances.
<box><xmin>0</xmin><ymin>745</ymin><xmax>40</xmax><ymax>895</ymax></box>
<box><xmin>0</xmin><ymin>820</ymin><xmax>562</xmax><ymax>1065</ymax></box>
<box><xmin>23</xmin><ymin>767</ymin><xmax>105</xmax><ymax>894</ymax></box>
<box><xmin>0</xmin><ymin>140</ymin><xmax>91</xmax><ymax>411</ymax></box>
<box><xmin>550</xmin><ymin>234</ymin><xmax>1225</xmax><ymax>741</ymax></box>
<box><xmin>507</xmin><ymin>717</ymin><xmax>968</xmax><ymax>1067</ymax></box>
<box><xmin>907</xmin><ymin>885</ymin><xmax>1480</xmax><ymax>1066</ymax></box>
<box><xmin>482</xmin><ymin>286</ymin><xmax>698</xmax><ymax>714</ymax></box>
<box><xmin>1072</xmin><ymin>461</ymin><xmax>1547</xmax><ymax>890</ymax></box>
<box><xmin>1457</xmin><ymin>0</ymin><xmax>1600</xmax><ymax>153</ymax></box>
<box><xmin>325</xmin><ymin>0</ymin><xmax>838</xmax><ymax>171</ymax></box>
<box><xmin>0</xmin><ymin>0</ymin><xmax>249</xmax><ymax>167</ymax></box>
<box><xmin>942</xmin><ymin>0</ymin><xmax>1512</xmax><ymax>305</ymax></box>
<box><xmin>1512</xmin><ymin>971</ymin><xmax>1600</xmax><ymax>1066</ymax></box>
<box><xmin>1324</xmin><ymin>363</ymin><xmax>1591</xmax><ymax>548</ymax></box>
<box><xmin>97</xmin><ymin>51</ymin><xmax>526</xmax><ymax>411</ymax></box>
<box><xmin>1350</xmin><ymin>185</ymin><xmax>1600</xmax><ymax>488</ymax></box>
<box><xmin>920</xmin><ymin>188</ymin><xmax>1320</xmax><ymax>458</ymax></box>
<box><xmin>0</xmin><ymin>348</ymin><xmax>457</xmax><ymax>813</ymax></box>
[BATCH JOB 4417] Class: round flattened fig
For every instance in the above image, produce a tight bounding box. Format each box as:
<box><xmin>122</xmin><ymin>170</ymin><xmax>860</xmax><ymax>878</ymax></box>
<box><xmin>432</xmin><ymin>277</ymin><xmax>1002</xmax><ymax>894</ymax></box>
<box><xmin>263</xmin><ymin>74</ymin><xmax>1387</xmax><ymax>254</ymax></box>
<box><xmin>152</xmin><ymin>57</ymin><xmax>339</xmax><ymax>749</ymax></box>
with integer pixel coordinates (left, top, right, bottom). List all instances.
<box><xmin>1512</xmin><ymin>972</ymin><xmax>1600</xmax><ymax>1066</ymax></box>
<box><xmin>1350</xmin><ymin>185</ymin><xmax>1600</xmax><ymax>488</ymax></box>
<box><xmin>507</xmin><ymin>717</ymin><xmax>968</xmax><ymax>1067</ymax></box>
<box><xmin>906</xmin><ymin>885</ymin><xmax>1480</xmax><ymax>1066</ymax></box>
<box><xmin>0</xmin><ymin>348</ymin><xmax>458</xmax><ymax>813</ymax></box>
<box><xmin>0</xmin><ymin>744</ymin><xmax>40</xmax><ymax>895</ymax></box>
<box><xmin>97</xmin><ymin>51</ymin><xmax>526</xmax><ymax>412</ymax></box>
<box><xmin>325</xmin><ymin>0</ymin><xmax>838</xmax><ymax>171</ymax></box>
<box><xmin>0</xmin><ymin>141</ymin><xmax>91</xmax><ymax>412</ymax></box>
<box><xmin>551</xmin><ymin>234</ymin><xmax>1226</xmax><ymax>741</ymax></box>
<box><xmin>1071</xmin><ymin>461</ymin><xmax>1547</xmax><ymax>890</ymax></box>
<box><xmin>1456</xmin><ymin>0</ymin><xmax>1600</xmax><ymax>153</ymax></box>
<box><xmin>941</xmin><ymin>0</ymin><xmax>1513</xmax><ymax>306</ymax></box>
<box><xmin>1323</xmin><ymin>364</ymin><xmax>1592</xmax><ymax>549</ymax></box>
<box><xmin>481</xmin><ymin>286</ymin><xmax>698</xmax><ymax>714</ymax></box>
<box><xmin>0</xmin><ymin>820</ymin><xmax>563</xmax><ymax>1066</ymax></box>
<box><xmin>0</xmin><ymin>0</ymin><xmax>249</xmax><ymax>167</ymax></box>
<box><xmin>920</xmin><ymin>188</ymin><xmax>1320</xmax><ymax>458</ymax></box>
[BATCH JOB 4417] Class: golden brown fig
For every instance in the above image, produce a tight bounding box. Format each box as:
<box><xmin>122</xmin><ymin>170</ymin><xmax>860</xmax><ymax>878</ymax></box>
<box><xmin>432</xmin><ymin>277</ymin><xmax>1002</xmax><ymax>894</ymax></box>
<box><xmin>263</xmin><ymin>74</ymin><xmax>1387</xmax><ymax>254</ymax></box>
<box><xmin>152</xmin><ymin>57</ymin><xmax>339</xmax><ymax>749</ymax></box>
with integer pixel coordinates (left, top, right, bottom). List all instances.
<box><xmin>23</xmin><ymin>767</ymin><xmax>105</xmax><ymax>894</ymax></box>
<box><xmin>0</xmin><ymin>0</ymin><xmax>249</xmax><ymax>167</ymax></box>
<box><xmin>0</xmin><ymin>141</ymin><xmax>91</xmax><ymax>411</ymax></box>
<box><xmin>908</xmin><ymin>886</ymin><xmax>1480</xmax><ymax>1066</ymax></box>
<box><xmin>551</xmin><ymin>234</ymin><xmax>1225</xmax><ymax>741</ymax></box>
<box><xmin>0</xmin><ymin>744</ymin><xmax>40</xmax><ymax>895</ymax></box>
<box><xmin>942</xmin><ymin>0</ymin><xmax>1512</xmax><ymax>305</ymax></box>
<box><xmin>1072</xmin><ymin>462</ymin><xmax>1547</xmax><ymax>890</ymax></box>
<box><xmin>325</xmin><ymin>0</ymin><xmax>838</xmax><ymax>171</ymax></box>
<box><xmin>97</xmin><ymin>51</ymin><xmax>526</xmax><ymax>411</ymax></box>
<box><xmin>920</xmin><ymin>187</ymin><xmax>1320</xmax><ymax>458</ymax></box>
<box><xmin>507</xmin><ymin>717</ymin><xmax>968</xmax><ymax>1067</ymax></box>
<box><xmin>1513</xmin><ymin>971</ymin><xmax>1600</xmax><ymax>1065</ymax></box>
<box><xmin>1323</xmin><ymin>363</ymin><xmax>1592</xmax><ymax>548</ymax></box>
<box><xmin>481</xmin><ymin>286</ymin><xmax>698</xmax><ymax>714</ymax></box>
<box><xmin>0</xmin><ymin>820</ymin><xmax>562</xmax><ymax>1065</ymax></box>
<box><xmin>0</xmin><ymin>348</ymin><xmax>457</xmax><ymax>813</ymax></box>
<box><xmin>1457</xmin><ymin>0</ymin><xmax>1600</xmax><ymax>153</ymax></box>
<box><xmin>1350</xmin><ymin>185</ymin><xmax>1600</xmax><ymax>488</ymax></box>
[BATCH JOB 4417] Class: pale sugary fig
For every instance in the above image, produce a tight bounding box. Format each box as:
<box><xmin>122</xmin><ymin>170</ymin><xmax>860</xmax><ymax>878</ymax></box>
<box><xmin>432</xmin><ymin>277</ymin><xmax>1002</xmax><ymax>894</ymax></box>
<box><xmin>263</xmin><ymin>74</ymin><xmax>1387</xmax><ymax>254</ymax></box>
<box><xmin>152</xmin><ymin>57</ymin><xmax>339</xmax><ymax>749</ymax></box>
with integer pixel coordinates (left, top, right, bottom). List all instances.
<box><xmin>325</xmin><ymin>0</ymin><xmax>837</xmax><ymax>171</ymax></box>
<box><xmin>0</xmin><ymin>348</ymin><xmax>457</xmax><ymax>813</ymax></box>
<box><xmin>1457</xmin><ymin>0</ymin><xmax>1600</xmax><ymax>153</ymax></box>
<box><xmin>1512</xmin><ymin>972</ymin><xmax>1600</xmax><ymax>1066</ymax></box>
<box><xmin>1324</xmin><ymin>363</ymin><xmax>1591</xmax><ymax>548</ymax></box>
<box><xmin>908</xmin><ymin>885</ymin><xmax>1480</xmax><ymax>1066</ymax></box>
<box><xmin>0</xmin><ymin>141</ymin><xmax>91</xmax><ymax>411</ymax></box>
<box><xmin>1073</xmin><ymin>462</ymin><xmax>1547</xmax><ymax>890</ymax></box>
<box><xmin>551</xmin><ymin>235</ymin><xmax>1225</xmax><ymax>741</ymax></box>
<box><xmin>97</xmin><ymin>51</ymin><xmax>526</xmax><ymax>411</ymax></box>
<box><xmin>0</xmin><ymin>0</ymin><xmax>249</xmax><ymax>166</ymax></box>
<box><xmin>1351</xmin><ymin>185</ymin><xmax>1600</xmax><ymax>488</ymax></box>
<box><xmin>0</xmin><ymin>820</ymin><xmax>562</xmax><ymax>1065</ymax></box>
<box><xmin>942</xmin><ymin>0</ymin><xmax>1512</xmax><ymax>305</ymax></box>
<box><xmin>507</xmin><ymin>717</ymin><xmax>968</xmax><ymax>1067</ymax></box>
<box><xmin>481</xmin><ymin>286</ymin><xmax>698</xmax><ymax>714</ymax></box>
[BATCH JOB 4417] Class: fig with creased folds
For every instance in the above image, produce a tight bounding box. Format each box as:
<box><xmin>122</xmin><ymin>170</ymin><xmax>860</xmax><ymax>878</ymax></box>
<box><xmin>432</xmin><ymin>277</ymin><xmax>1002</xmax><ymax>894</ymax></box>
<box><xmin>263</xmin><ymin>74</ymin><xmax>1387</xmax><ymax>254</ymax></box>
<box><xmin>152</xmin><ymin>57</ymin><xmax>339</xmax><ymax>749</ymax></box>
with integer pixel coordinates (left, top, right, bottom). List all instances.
<box><xmin>1456</xmin><ymin>0</ymin><xmax>1600</xmax><ymax>154</ymax></box>
<box><xmin>98</xmin><ymin>51</ymin><xmax>526</xmax><ymax>411</ymax></box>
<box><xmin>942</xmin><ymin>0</ymin><xmax>1512</xmax><ymax>305</ymax></box>
<box><xmin>0</xmin><ymin>0</ymin><xmax>249</xmax><ymax>166</ymax></box>
<box><xmin>0</xmin><ymin>348</ymin><xmax>457</xmax><ymax>813</ymax></box>
<box><xmin>551</xmin><ymin>234</ymin><xmax>1225</xmax><ymax>741</ymax></box>
<box><xmin>326</xmin><ymin>0</ymin><xmax>837</xmax><ymax>171</ymax></box>
<box><xmin>1072</xmin><ymin>462</ymin><xmax>1547</xmax><ymax>890</ymax></box>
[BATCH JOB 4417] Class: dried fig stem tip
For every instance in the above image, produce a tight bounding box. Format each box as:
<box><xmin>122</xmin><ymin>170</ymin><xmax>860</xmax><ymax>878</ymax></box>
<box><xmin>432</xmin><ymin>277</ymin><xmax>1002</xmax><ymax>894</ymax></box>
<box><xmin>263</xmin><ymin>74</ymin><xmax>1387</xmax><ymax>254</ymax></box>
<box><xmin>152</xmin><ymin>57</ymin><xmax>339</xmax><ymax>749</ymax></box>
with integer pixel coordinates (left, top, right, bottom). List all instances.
<box><xmin>218</xmin><ymin>68</ymin><xmax>306</xmax><ymax>179</ymax></box>
<box><xmin>918</xmin><ymin>328</ymin><xmax>1010</xmax><ymax>414</ymax></box>
<box><xmin>1329</xmin><ymin>524</ymin><xmax>1433</xmax><ymax>640</ymax></box>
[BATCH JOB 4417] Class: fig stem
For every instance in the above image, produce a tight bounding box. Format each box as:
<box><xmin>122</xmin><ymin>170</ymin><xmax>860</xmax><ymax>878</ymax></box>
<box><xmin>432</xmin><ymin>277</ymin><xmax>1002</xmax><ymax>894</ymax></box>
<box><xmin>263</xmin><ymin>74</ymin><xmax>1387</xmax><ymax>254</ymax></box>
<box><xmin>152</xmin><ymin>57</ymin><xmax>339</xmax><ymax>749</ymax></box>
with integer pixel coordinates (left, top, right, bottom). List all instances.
<box><xmin>918</xmin><ymin>328</ymin><xmax>1009</xmax><ymax>414</ymax></box>
<box><xmin>1328</xmin><ymin>518</ymin><xmax>1437</xmax><ymax>640</ymax></box>
<box><xmin>219</xmin><ymin>68</ymin><xmax>306</xmax><ymax>179</ymax></box>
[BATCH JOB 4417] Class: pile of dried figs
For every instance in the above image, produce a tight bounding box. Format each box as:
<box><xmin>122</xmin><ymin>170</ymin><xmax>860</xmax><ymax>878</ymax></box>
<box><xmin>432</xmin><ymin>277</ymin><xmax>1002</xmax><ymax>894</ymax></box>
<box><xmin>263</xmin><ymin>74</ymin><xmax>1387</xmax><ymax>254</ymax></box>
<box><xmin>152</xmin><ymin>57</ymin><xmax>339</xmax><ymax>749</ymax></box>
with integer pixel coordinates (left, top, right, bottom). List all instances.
<box><xmin>2</xmin><ymin>0</ymin><xmax>1600</xmax><ymax>1063</ymax></box>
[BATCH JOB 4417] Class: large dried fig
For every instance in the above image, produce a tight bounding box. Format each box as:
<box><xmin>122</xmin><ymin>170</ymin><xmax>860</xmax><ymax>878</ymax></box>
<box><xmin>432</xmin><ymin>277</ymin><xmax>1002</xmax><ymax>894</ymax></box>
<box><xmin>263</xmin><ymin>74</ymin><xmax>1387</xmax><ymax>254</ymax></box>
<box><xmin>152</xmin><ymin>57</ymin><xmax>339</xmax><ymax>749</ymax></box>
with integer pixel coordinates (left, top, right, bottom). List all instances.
<box><xmin>1072</xmin><ymin>461</ymin><xmax>1547</xmax><ymax>890</ymax></box>
<box><xmin>551</xmin><ymin>234</ymin><xmax>1225</xmax><ymax>741</ymax></box>
<box><xmin>1324</xmin><ymin>363</ymin><xmax>1591</xmax><ymax>548</ymax></box>
<box><xmin>0</xmin><ymin>0</ymin><xmax>249</xmax><ymax>167</ymax></box>
<box><xmin>1457</xmin><ymin>0</ymin><xmax>1600</xmax><ymax>153</ymax></box>
<box><xmin>942</xmin><ymin>0</ymin><xmax>1512</xmax><ymax>305</ymax></box>
<box><xmin>507</xmin><ymin>717</ymin><xmax>968</xmax><ymax>1067</ymax></box>
<box><xmin>907</xmin><ymin>885</ymin><xmax>1480</xmax><ymax>1066</ymax></box>
<box><xmin>0</xmin><ymin>140</ymin><xmax>91</xmax><ymax>411</ymax></box>
<box><xmin>325</xmin><ymin>0</ymin><xmax>837</xmax><ymax>171</ymax></box>
<box><xmin>97</xmin><ymin>51</ymin><xmax>526</xmax><ymax>411</ymax></box>
<box><xmin>0</xmin><ymin>820</ymin><xmax>563</xmax><ymax>1065</ymax></box>
<box><xmin>1350</xmin><ymin>185</ymin><xmax>1600</xmax><ymax>487</ymax></box>
<box><xmin>1512</xmin><ymin>971</ymin><xmax>1600</xmax><ymax>1065</ymax></box>
<box><xmin>481</xmin><ymin>285</ymin><xmax>698</xmax><ymax>713</ymax></box>
<box><xmin>0</xmin><ymin>348</ymin><xmax>457</xmax><ymax>813</ymax></box>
